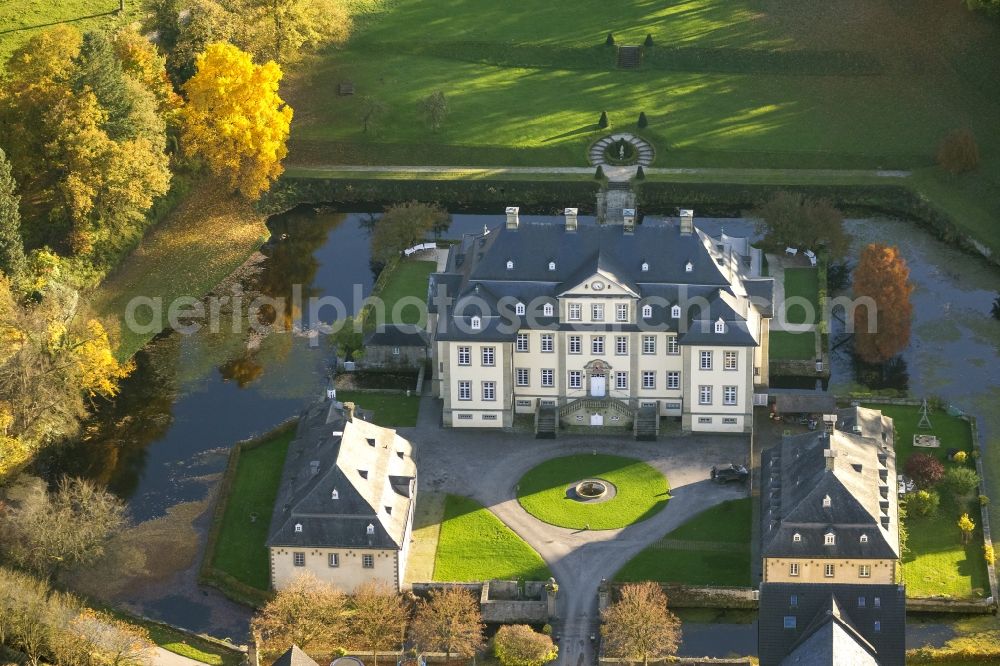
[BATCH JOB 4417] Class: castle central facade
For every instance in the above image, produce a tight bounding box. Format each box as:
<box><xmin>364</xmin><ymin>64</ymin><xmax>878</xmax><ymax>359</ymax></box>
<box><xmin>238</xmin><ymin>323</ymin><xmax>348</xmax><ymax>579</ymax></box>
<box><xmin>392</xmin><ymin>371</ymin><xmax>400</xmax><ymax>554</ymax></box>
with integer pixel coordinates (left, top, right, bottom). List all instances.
<box><xmin>427</xmin><ymin>208</ymin><xmax>774</xmax><ymax>433</ymax></box>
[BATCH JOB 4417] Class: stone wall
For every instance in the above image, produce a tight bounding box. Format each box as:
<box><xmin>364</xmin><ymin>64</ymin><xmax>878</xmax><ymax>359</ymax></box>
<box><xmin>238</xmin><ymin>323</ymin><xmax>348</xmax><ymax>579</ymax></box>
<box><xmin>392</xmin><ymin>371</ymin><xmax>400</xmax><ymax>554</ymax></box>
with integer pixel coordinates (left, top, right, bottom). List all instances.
<box><xmin>411</xmin><ymin>580</ymin><xmax>556</xmax><ymax>623</ymax></box>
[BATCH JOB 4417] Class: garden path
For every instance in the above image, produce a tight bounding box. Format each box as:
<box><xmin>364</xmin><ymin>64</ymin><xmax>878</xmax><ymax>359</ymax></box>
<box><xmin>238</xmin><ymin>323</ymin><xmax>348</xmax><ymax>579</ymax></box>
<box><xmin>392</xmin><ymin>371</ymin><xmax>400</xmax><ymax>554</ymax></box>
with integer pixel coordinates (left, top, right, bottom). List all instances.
<box><xmin>400</xmin><ymin>397</ymin><xmax>749</xmax><ymax>666</ymax></box>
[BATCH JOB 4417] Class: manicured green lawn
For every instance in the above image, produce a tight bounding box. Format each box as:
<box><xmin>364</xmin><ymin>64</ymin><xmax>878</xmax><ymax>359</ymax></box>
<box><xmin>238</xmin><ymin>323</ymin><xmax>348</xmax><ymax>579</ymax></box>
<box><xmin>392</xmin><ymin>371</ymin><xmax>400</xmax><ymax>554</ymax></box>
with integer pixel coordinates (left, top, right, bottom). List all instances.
<box><xmin>865</xmin><ymin>404</ymin><xmax>988</xmax><ymax>599</ymax></box>
<box><xmin>211</xmin><ymin>425</ymin><xmax>295</xmax><ymax>591</ymax></box>
<box><xmin>770</xmin><ymin>330</ymin><xmax>815</xmax><ymax>360</ymax></box>
<box><xmin>378</xmin><ymin>260</ymin><xmax>436</xmax><ymax>328</ymax></box>
<box><xmin>0</xmin><ymin>0</ymin><xmax>139</xmax><ymax>63</ymax></box>
<box><xmin>433</xmin><ymin>494</ymin><xmax>551</xmax><ymax>581</ymax></box>
<box><xmin>782</xmin><ymin>267</ymin><xmax>820</xmax><ymax>326</ymax></box>
<box><xmin>616</xmin><ymin>499</ymin><xmax>753</xmax><ymax>587</ymax></box>
<box><xmin>517</xmin><ymin>454</ymin><xmax>670</xmax><ymax>530</ymax></box>
<box><xmin>336</xmin><ymin>390</ymin><xmax>420</xmax><ymax>427</ymax></box>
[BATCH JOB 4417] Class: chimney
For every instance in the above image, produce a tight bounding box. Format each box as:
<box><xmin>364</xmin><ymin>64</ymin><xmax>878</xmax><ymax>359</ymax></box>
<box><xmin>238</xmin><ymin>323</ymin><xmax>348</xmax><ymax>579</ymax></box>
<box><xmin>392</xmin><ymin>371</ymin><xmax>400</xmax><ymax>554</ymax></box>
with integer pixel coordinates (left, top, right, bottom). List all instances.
<box><xmin>623</xmin><ymin>208</ymin><xmax>635</xmax><ymax>234</ymax></box>
<box><xmin>343</xmin><ymin>401</ymin><xmax>356</xmax><ymax>422</ymax></box>
<box><xmin>824</xmin><ymin>447</ymin><xmax>836</xmax><ymax>471</ymax></box>
<box><xmin>564</xmin><ymin>207</ymin><xmax>578</xmax><ymax>232</ymax></box>
<box><xmin>505</xmin><ymin>206</ymin><xmax>520</xmax><ymax>230</ymax></box>
<box><xmin>823</xmin><ymin>414</ymin><xmax>837</xmax><ymax>434</ymax></box>
<box><xmin>679</xmin><ymin>209</ymin><xmax>694</xmax><ymax>235</ymax></box>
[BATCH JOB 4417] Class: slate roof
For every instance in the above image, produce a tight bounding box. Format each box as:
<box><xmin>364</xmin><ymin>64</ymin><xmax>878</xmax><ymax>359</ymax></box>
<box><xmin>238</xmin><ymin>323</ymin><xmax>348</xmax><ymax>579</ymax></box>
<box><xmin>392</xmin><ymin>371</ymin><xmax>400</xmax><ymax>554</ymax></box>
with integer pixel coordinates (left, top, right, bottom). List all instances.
<box><xmin>271</xmin><ymin>646</ymin><xmax>319</xmax><ymax>666</ymax></box>
<box><xmin>429</xmin><ymin>217</ymin><xmax>771</xmax><ymax>344</ymax></box>
<box><xmin>363</xmin><ymin>323</ymin><xmax>429</xmax><ymax>348</ymax></box>
<box><xmin>761</xmin><ymin>406</ymin><xmax>899</xmax><ymax>560</ymax></box>
<box><xmin>267</xmin><ymin>399</ymin><xmax>416</xmax><ymax>551</ymax></box>
<box><xmin>772</xmin><ymin>391</ymin><xmax>838</xmax><ymax>415</ymax></box>
<box><xmin>759</xmin><ymin>583</ymin><xmax>905</xmax><ymax>666</ymax></box>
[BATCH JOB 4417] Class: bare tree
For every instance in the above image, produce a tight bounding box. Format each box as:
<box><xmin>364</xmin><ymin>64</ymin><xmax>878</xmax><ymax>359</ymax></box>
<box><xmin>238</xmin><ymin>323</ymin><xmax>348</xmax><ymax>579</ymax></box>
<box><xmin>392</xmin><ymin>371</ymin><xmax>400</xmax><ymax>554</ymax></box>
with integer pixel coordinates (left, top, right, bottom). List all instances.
<box><xmin>67</xmin><ymin>609</ymin><xmax>155</xmax><ymax>666</ymax></box>
<box><xmin>350</xmin><ymin>581</ymin><xmax>410</xmax><ymax>666</ymax></box>
<box><xmin>421</xmin><ymin>91</ymin><xmax>448</xmax><ymax>132</ymax></box>
<box><xmin>602</xmin><ymin>582</ymin><xmax>681</xmax><ymax>666</ymax></box>
<box><xmin>361</xmin><ymin>96</ymin><xmax>388</xmax><ymax>134</ymax></box>
<box><xmin>0</xmin><ymin>476</ymin><xmax>128</xmax><ymax>583</ymax></box>
<box><xmin>410</xmin><ymin>588</ymin><xmax>485</xmax><ymax>663</ymax></box>
<box><xmin>252</xmin><ymin>572</ymin><xmax>349</xmax><ymax>658</ymax></box>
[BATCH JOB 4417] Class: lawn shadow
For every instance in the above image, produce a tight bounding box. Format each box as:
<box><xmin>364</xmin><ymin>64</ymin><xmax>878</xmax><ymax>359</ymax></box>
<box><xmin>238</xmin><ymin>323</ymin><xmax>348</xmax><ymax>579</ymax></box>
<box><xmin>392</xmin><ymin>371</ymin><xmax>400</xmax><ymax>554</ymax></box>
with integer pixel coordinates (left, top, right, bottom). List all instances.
<box><xmin>542</xmin><ymin>124</ymin><xmax>600</xmax><ymax>142</ymax></box>
<box><xmin>0</xmin><ymin>11</ymin><xmax>118</xmax><ymax>35</ymax></box>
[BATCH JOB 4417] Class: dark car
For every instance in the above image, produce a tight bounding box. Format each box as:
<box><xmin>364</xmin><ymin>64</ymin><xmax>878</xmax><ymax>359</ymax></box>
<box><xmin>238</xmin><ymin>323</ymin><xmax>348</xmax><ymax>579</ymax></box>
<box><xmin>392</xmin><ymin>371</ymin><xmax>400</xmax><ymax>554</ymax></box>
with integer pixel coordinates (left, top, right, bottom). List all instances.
<box><xmin>711</xmin><ymin>464</ymin><xmax>749</xmax><ymax>483</ymax></box>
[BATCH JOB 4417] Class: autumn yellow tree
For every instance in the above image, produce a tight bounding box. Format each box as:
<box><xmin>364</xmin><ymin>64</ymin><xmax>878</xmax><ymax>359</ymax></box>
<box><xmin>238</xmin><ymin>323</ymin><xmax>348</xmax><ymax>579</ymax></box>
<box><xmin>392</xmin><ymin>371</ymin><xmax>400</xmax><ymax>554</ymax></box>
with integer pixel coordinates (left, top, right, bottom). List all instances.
<box><xmin>852</xmin><ymin>243</ymin><xmax>914</xmax><ymax>364</ymax></box>
<box><xmin>958</xmin><ymin>513</ymin><xmax>976</xmax><ymax>545</ymax></box>
<box><xmin>181</xmin><ymin>42</ymin><xmax>293</xmax><ymax>200</ymax></box>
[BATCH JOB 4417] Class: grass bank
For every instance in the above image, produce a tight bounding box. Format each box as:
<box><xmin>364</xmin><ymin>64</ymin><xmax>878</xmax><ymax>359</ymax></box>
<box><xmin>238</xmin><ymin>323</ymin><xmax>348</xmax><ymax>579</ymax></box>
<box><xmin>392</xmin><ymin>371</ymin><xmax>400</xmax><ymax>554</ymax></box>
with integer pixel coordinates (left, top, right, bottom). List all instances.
<box><xmin>616</xmin><ymin>499</ymin><xmax>753</xmax><ymax>587</ymax></box>
<box><xmin>335</xmin><ymin>391</ymin><xmax>420</xmax><ymax>427</ymax></box>
<box><xmin>377</xmin><ymin>260</ymin><xmax>436</xmax><ymax>328</ymax></box>
<box><xmin>433</xmin><ymin>494</ymin><xmax>550</xmax><ymax>582</ymax></box>
<box><xmin>516</xmin><ymin>454</ymin><xmax>670</xmax><ymax>530</ymax></box>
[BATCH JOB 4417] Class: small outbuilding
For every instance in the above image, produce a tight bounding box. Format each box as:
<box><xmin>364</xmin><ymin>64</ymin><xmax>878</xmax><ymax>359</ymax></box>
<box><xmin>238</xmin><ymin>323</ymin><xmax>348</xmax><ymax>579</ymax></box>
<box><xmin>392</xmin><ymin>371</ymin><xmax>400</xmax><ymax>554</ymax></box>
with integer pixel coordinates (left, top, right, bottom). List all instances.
<box><xmin>362</xmin><ymin>324</ymin><xmax>428</xmax><ymax>369</ymax></box>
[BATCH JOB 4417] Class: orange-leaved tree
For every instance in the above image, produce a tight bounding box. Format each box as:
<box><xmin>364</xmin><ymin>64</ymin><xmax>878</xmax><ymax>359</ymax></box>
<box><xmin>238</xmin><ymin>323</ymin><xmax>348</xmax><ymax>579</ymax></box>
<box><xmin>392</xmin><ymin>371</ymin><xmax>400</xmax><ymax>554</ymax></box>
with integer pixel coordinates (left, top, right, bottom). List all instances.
<box><xmin>852</xmin><ymin>243</ymin><xmax>914</xmax><ymax>364</ymax></box>
<box><xmin>181</xmin><ymin>42</ymin><xmax>292</xmax><ymax>200</ymax></box>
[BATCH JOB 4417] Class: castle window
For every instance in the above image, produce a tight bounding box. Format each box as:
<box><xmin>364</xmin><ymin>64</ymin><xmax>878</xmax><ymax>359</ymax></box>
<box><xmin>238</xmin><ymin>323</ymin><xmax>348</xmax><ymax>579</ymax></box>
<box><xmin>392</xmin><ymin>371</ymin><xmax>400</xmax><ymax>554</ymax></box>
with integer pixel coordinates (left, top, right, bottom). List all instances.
<box><xmin>506</xmin><ymin>260</ymin><xmax>514</xmax><ymax>270</ymax></box>
<box><xmin>671</xmin><ymin>305</ymin><xmax>681</xmax><ymax>318</ymax></box>
<box><xmin>642</xmin><ymin>304</ymin><xmax>652</xmax><ymax>319</ymax></box>
<box><xmin>641</xmin><ymin>261</ymin><xmax>649</xmax><ymax>272</ymax></box>
<box><xmin>471</xmin><ymin>316</ymin><xmax>481</xmax><ymax>330</ymax></box>
<box><xmin>366</xmin><ymin>523</ymin><xmax>375</xmax><ymax>536</ymax></box>
<box><xmin>515</xmin><ymin>302</ymin><xmax>525</xmax><ymax>315</ymax></box>
<box><xmin>331</xmin><ymin>489</ymin><xmax>339</xmax><ymax>500</ymax></box>
<box><xmin>824</xmin><ymin>532</ymin><xmax>836</xmax><ymax>545</ymax></box>
<box><xmin>860</xmin><ymin>534</ymin><xmax>869</xmax><ymax>543</ymax></box>
<box><xmin>792</xmin><ymin>533</ymin><xmax>802</xmax><ymax>543</ymax></box>
<box><xmin>294</xmin><ymin>523</ymin><xmax>303</xmax><ymax>533</ymax></box>
<box><xmin>714</xmin><ymin>318</ymin><xmax>726</xmax><ymax>334</ymax></box>
<box><xmin>548</xmin><ymin>261</ymin><xmax>556</xmax><ymax>271</ymax></box>
<box><xmin>685</xmin><ymin>261</ymin><xmax>693</xmax><ymax>272</ymax></box>
<box><xmin>823</xmin><ymin>495</ymin><xmax>831</xmax><ymax>508</ymax></box>
<box><xmin>543</xmin><ymin>303</ymin><xmax>554</xmax><ymax>317</ymax></box>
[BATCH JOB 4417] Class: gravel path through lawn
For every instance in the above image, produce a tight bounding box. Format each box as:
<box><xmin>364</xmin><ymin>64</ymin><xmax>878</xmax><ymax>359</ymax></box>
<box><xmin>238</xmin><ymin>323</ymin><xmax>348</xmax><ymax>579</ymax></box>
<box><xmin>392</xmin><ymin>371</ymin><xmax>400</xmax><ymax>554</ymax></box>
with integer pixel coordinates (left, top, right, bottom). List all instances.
<box><xmin>400</xmin><ymin>396</ymin><xmax>750</xmax><ymax>666</ymax></box>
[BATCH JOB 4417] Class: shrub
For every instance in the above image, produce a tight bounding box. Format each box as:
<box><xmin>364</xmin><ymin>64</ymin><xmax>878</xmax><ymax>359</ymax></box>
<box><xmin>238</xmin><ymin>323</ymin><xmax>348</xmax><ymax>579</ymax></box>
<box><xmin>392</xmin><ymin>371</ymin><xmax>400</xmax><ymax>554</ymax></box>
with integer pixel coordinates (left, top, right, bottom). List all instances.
<box><xmin>953</xmin><ymin>450</ymin><xmax>968</xmax><ymax>463</ymax></box>
<box><xmin>494</xmin><ymin>625</ymin><xmax>558</xmax><ymax>666</ymax></box>
<box><xmin>605</xmin><ymin>33</ymin><xmax>615</xmax><ymax>46</ymax></box>
<box><xmin>635</xmin><ymin>165</ymin><xmax>645</xmax><ymax>180</ymax></box>
<box><xmin>644</xmin><ymin>33</ymin><xmax>654</xmax><ymax>47</ymax></box>
<box><xmin>958</xmin><ymin>513</ymin><xmax>976</xmax><ymax>544</ymax></box>
<box><xmin>985</xmin><ymin>544</ymin><xmax>996</xmax><ymax>566</ymax></box>
<box><xmin>595</xmin><ymin>165</ymin><xmax>604</xmax><ymax>180</ymax></box>
<box><xmin>908</xmin><ymin>489</ymin><xmax>940</xmax><ymax>517</ymax></box>
<box><xmin>943</xmin><ymin>466</ymin><xmax>981</xmax><ymax>502</ymax></box>
<box><xmin>637</xmin><ymin>111</ymin><xmax>648</xmax><ymax>128</ymax></box>
<box><xmin>905</xmin><ymin>453</ymin><xmax>945</xmax><ymax>489</ymax></box>
<box><xmin>937</xmin><ymin>128</ymin><xmax>980</xmax><ymax>174</ymax></box>
<box><xmin>598</xmin><ymin>111</ymin><xmax>609</xmax><ymax>129</ymax></box>
<box><xmin>980</xmin><ymin>494</ymin><xmax>990</xmax><ymax>506</ymax></box>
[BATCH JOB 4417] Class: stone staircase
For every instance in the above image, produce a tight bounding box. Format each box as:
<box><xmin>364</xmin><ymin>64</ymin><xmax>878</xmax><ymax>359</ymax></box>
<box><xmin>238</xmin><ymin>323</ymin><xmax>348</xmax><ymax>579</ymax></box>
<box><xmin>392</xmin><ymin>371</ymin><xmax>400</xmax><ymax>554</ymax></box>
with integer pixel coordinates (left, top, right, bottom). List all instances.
<box><xmin>535</xmin><ymin>405</ymin><xmax>557</xmax><ymax>439</ymax></box>
<box><xmin>634</xmin><ymin>404</ymin><xmax>659</xmax><ymax>441</ymax></box>
<box><xmin>559</xmin><ymin>396</ymin><xmax>634</xmax><ymax>420</ymax></box>
<box><xmin>617</xmin><ymin>46</ymin><xmax>642</xmax><ymax>69</ymax></box>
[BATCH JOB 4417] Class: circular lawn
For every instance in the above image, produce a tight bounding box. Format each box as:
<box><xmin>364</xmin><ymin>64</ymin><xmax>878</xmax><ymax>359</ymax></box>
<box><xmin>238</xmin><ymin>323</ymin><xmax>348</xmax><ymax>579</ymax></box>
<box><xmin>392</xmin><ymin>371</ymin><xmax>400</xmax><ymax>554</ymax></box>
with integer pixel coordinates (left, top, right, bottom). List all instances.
<box><xmin>516</xmin><ymin>454</ymin><xmax>670</xmax><ymax>530</ymax></box>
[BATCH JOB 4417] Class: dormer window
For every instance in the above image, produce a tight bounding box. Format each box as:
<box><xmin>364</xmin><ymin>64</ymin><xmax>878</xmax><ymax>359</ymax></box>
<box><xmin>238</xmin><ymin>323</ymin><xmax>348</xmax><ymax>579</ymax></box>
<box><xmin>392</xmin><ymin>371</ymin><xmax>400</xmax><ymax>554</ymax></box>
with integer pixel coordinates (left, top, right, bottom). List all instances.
<box><xmin>543</xmin><ymin>303</ymin><xmax>554</xmax><ymax>317</ymax></box>
<box><xmin>825</xmin><ymin>532</ymin><xmax>836</xmax><ymax>545</ymax></box>
<box><xmin>471</xmin><ymin>316</ymin><xmax>481</xmax><ymax>330</ymax></box>
<box><xmin>506</xmin><ymin>259</ymin><xmax>514</xmax><ymax>270</ymax></box>
<box><xmin>822</xmin><ymin>494</ymin><xmax>831</xmax><ymax>508</ymax></box>
<box><xmin>671</xmin><ymin>305</ymin><xmax>681</xmax><ymax>318</ymax></box>
<box><xmin>793</xmin><ymin>533</ymin><xmax>802</xmax><ymax>543</ymax></box>
<box><xmin>366</xmin><ymin>523</ymin><xmax>375</xmax><ymax>536</ymax></box>
<box><xmin>294</xmin><ymin>523</ymin><xmax>303</xmax><ymax>533</ymax></box>
<box><xmin>641</xmin><ymin>261</ymin><xmax>649</xmax><ymax>272</ymax></box>
<box><xmin>331</xmin><ymin>489</ymin><xmax>339</xmax><ymax>500</ymax></box>
<box><xmin>714</xmin><ymin>318</ymin><xmax>726</xmax><ymax>334</ymax></box>
<box><xmin>685</xmin><ymin>261</ymin><xmax>693</xmax><ymax>272</ymax></box>
<box><xmin>860</xmin><ymin>534</ymin><xmax>868</xmax><ymax>543</ymax></box>
<box><xmin>642</xmin><ymin>304</ymin><xmax>652</xmax><ymax>319</ymax></box>
<box><xmin>548</xmin><ymin>261</ymin><xmax>556</xmax><ymax>271</ymax></box>
<box><xmin>515</xmin><ymin>302</ymin><xmax>525</xmax><ymax>316</ymax></box>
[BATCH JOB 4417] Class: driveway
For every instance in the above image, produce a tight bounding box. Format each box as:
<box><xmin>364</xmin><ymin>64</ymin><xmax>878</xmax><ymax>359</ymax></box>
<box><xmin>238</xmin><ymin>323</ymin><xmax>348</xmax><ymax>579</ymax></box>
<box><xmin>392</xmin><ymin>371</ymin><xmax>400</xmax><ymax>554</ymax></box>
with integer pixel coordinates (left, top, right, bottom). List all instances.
<box><xmin>398</xmin><ymin>396</ymin><xmax>749</xmax><ymax>666</ymax></box>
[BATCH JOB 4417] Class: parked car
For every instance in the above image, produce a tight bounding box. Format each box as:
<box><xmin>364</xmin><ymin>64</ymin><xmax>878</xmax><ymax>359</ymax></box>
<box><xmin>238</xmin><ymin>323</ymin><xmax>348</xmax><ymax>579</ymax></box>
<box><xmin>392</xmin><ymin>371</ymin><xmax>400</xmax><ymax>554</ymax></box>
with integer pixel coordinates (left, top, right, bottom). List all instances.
<box><xmin>711</xmin><ymin>464</ymin><xmax>749</xmax><ymax>483</ymax></box>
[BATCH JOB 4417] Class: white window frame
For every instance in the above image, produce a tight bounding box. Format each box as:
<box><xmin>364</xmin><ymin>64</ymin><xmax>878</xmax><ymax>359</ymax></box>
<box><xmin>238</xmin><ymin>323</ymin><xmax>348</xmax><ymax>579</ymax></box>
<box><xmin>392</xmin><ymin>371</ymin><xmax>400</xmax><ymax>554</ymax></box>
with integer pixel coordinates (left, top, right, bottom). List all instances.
<box><xmin>824</xmin><ymin>533</ymin><xmax>836</xmax><ymax>546</ymax></box>
<box><xmin>642</xmin><ymin>371</ymin><xmax>656</xmax><ymax>390</ymax></box>
<box><xmin>569</xmin><ymin>335</ymin><xmax>582</xmax><ymax>354</ymax></box>
<box><xmin>671</xmin><ymin>304</ymin><xmax>681</xmax><ymax>318</ymax></box>
<box><xmin>541</xmin><ymin>369</ymin><xmax>554</xmax><ymax>387</ymax></box>
<box><xmin>715</xmin><ymin>319</ymin><xmax>726</xmax><ymax>334</ymax></box>
<box><xmin>568</xmin><ymin>371</ymin><xmax>582</xmax><ymax>389</ymax></box>
<box><xmin>482</xmin><ymin>381</ymin><xmax>496</xmax><ymax>401</ymax></box>
<box><xmin>458</xmin><ymin>381</ymin><xmax>471</xmax><ymax>401</ymax></box>
<box><xmin>515</xmin><ymin>302</ymin><xmax>525</xmax><ymax>315</ymax></box>
<box><xmin>642</xmin><ymin>304</ymin><xmax>653</xmax><ymax>319</ymax></box>
<box><xmin>700</xmin><ymin>350</ymin><xmax>713</xmax><ymax>370</ymax></box>
<box><xmin>615</xmin><ymin>372</ymin><xmax>628</xmax><ymax>390</ymax></box>
<box><xmin>592</xmin><ymin>336</ymin><xmax>605</xmax><ymax>355</ymax></box>
<box><xmin>591</xmin><ymin>303</ymin><xmax>604</xmax><ymax>322</ymax></box>
<box><xmin>328</xmin><ymin>553</ymin><xmax>339</xmax><ymax>568</ymax></box>
<box><xmin>515</xmin><ymin>368</ymin><xmax>529</xmax><ymax>387</ymax></box>
<box><xmin>641</xmin><ymin>261</ymin><xmax>649</xmax><ymax>272</ymax></box>
<box><xmin>458</xmin><ymin>346</ymin><xmax>471</xmax><ymax>365</ymax></box>
<box><xmin>789</xmin><ymin>562</ymin><xmax>799</xmax><ymax>577</ymax></box>
<box><xmin>824</xmin><ymin>563</ymin><xmax>835</xmax><ymax>578</ymax></box>
<box><xmin>667</xmin><ymin>371</ymin><xmax>680</xmax><ymax>390</ymax></box>
<box><xmin>541</xmin><ymin>333</ymin><xmax>554</xmax><ymax>353</ymax></box>
<box><xmin>543</xmin><ymin>303</ymin><xmax>554</xmax><ymax>317</ymax></box>
<box><xmin>471</xmin><ymin>316</ymin><xmax>481</xmax><ymax>330</ymax></box>
<box><xmin>515</xmin><ymin>333</ymin><xmax>529</xmax><ymax>352</ymax></box>
<box><xmin>362</xmin><ymin>554</ymin><xmax>375</xmax><ymax>569</ymax></box>
<box><xmin>724</xmin><ymin>350</ymin><xmax>738</xmax><ymax>370</ymax></box>
<box><xmin>569</xmin><ymin>303</ymin><xmax>582</xmax><ymax>321</ymax></box>
<box><xmin>723</xmin><ymin>385</ymin><xmax>738</xmax><ymax>406</ymax></box>
<box><xmin>293</xmin><ymin>552</ymin><xmax>305</xmax><ymax>567</ymax></box>
<box><xmin>667</xmin><ymin>335</ymin><xmax>679</xmax><ymax>355</ymax></box>
<box><xmin>615</xmin><ymin>336</ymin><xmax>628</xmax><ymax>355</ymax></box>
<box><xmin>616</xmin><ymin>303</ymin><xmax>629</xmax><ymax>322</ymax></box>
<box><xmin>482</xmin><ymin>346</ymin><xmax>495</xmax><ymax>366</ymax></box>
<box><xmin>699</xmin><ymin>385</ymin><xmax>712</xmax><ymax>405</ymax></box>
<box><xmin>793</xmin><ymin>533</ymin><xmax>802</xmax><ymax>542</ymax></box>
<box><xmin>859</xmin><ymin>564</ymin><xmax>871</xmax><ymax>578</ymax></box>
<box><xmin>642</xmin><ymin>335</ymin><xmax>656</xmax><ymax>354</ymax></box>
